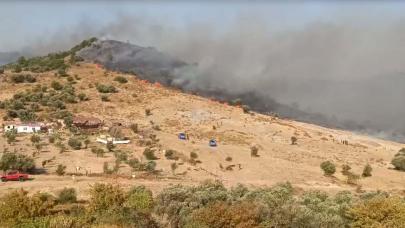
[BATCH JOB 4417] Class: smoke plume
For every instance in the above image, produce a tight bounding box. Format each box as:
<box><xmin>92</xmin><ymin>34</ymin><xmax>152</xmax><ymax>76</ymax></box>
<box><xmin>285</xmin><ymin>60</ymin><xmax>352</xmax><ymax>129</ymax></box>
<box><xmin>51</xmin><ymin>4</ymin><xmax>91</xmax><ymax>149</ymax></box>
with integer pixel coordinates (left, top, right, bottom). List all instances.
<box><xmin>6</xmin><ymin>14</ymin><xmax>405</xmax><ymax>142</ymax></box>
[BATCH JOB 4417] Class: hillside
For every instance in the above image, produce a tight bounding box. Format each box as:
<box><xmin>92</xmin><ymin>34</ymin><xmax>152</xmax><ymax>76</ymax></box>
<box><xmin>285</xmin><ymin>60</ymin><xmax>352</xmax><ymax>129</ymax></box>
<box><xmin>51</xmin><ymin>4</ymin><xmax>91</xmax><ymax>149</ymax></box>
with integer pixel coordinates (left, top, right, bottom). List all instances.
<box><xmin>0</xmin><ymin>56</ymin><xmax>404</xmax><ymax>199</ymax></box>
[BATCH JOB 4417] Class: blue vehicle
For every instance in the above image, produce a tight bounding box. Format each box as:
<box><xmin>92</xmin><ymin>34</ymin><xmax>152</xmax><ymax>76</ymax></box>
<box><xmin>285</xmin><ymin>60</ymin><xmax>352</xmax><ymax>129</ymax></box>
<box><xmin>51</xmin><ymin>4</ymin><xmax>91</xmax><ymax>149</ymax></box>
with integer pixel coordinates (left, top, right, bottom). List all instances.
<box><xmin>209</xmin><ymin>139</ymin><xmax>217</xmax><ymax>147</ymax></box>
<box><xmin>178</xmin><ymin>133</ymin><xmax>186</xmax><ymax>140</ymax></box>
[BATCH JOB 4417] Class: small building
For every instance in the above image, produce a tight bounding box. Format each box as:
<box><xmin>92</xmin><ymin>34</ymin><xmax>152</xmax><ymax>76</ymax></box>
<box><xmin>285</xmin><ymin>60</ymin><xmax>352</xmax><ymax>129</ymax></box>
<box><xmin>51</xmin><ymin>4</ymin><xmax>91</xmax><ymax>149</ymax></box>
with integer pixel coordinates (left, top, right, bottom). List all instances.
<box><xmin>4</xmin><ymin>122</ymin><xmax>45</xmax><ymax>134</ymax></box>
<box><xmin>72</xmin><ymin>116</ymin><xmax>103</xmax><ymax>129</ymax></box>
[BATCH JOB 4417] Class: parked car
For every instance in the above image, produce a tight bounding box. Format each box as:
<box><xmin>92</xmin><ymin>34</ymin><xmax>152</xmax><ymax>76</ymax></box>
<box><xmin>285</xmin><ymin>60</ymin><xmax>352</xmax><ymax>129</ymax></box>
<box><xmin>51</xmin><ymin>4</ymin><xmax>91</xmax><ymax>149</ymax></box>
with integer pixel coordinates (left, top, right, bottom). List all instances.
<box><xmin>1</xmin><ymin>171</ymin><xmax>29</xmax><ymax>182</ymax></box>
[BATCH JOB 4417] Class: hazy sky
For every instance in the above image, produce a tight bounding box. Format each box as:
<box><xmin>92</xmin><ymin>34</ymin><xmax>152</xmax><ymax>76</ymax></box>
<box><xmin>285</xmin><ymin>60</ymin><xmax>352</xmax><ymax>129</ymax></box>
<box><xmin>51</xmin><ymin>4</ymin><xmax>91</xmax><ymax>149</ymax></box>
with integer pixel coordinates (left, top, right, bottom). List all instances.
<box><xmin>2</xmin><ymin>1</ymin><xmax>405</xmax><ymax>52</ymax></box>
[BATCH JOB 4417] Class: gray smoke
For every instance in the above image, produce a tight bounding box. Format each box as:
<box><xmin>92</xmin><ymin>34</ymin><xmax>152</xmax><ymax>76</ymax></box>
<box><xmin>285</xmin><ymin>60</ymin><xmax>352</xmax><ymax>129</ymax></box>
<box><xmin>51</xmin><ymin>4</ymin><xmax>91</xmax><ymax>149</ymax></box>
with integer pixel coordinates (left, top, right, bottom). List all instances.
<box><xmin>6</xmin><ymin>14</ymin><xmax>405</xmax><ymax>142</ymax></box>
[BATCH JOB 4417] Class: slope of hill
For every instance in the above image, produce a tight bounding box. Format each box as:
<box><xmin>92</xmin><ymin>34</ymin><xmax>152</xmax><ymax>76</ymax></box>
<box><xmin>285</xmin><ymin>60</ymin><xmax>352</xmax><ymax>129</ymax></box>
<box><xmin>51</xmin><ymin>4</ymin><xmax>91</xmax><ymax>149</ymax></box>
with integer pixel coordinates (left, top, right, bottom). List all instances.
<box><xmin>0</xmin><ymin>58</ymin><xmax>403</xmax><ymax>198</ymax></box>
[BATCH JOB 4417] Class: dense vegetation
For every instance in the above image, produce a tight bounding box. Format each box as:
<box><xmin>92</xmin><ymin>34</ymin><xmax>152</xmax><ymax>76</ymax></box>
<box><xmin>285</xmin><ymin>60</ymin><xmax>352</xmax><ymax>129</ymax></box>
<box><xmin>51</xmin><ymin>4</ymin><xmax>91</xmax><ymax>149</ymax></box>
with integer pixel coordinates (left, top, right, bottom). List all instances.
<box><xmin>5</xmin><ymin>37</ymin><xmax>97</xmax><ymax>73</ymax></box>
<box><xmin>0</xmin><ymin>81</ymin><xmax>81</xmax><ymax>123</ymax></box>
<box><xmin>0</xmin><ymin>181</ymin><xmax>403</xmax><ymax>227</ymax></box>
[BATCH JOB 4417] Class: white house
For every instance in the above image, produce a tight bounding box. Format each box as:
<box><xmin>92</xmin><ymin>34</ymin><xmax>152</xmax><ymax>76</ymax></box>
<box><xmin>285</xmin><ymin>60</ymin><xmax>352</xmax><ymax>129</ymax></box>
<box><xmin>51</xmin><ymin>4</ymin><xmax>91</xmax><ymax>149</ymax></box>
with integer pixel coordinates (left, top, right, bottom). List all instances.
<box><xmin>96</xmin><ymin>135</ymin><xmax>130</xmax><ymax>145</ymax></box>
<box><xmin>4</xmin><ymin>122</ymin><xmax>44</xmax><ymax>133</ymax></box>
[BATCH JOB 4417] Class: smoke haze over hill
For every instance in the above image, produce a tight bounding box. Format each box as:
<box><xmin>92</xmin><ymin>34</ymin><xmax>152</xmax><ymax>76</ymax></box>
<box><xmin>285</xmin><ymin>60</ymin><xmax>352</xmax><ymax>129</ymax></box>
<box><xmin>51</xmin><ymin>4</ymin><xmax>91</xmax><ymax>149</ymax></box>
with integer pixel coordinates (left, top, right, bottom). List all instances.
<box><xmin>2</xmin><ymin>4</ymin><xmax>405</xmax><ymax>141</ymax></box>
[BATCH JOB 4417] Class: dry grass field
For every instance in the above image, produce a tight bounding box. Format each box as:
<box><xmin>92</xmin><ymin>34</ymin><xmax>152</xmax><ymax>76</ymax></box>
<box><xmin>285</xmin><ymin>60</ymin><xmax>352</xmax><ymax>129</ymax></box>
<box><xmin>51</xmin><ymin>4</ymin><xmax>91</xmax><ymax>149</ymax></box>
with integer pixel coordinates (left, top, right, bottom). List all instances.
<box><xmin>0</xmin><ymin>62</ymin><xmax>404</xmax><ymax>198</ymax></box>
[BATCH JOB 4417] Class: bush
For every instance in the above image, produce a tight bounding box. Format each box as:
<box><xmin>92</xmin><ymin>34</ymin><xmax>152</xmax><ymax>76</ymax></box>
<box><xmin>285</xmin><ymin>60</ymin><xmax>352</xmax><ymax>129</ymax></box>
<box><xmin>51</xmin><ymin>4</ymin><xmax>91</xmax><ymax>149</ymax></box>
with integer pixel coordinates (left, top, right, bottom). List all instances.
<box><xmin>68</xmin><ymin>137</ymin><xmax>82</xmax><ymax>150</ymax></box>
<box><xmin>0</xmin><ymin>68</ymin><xmax>4</xmax><ymax>74</ymax></box>
<box><xmin>130</xmin><ymin>123</ymin><xmax>138</xmax><ymax>133</ymax></box>
<box><xmin>171</xmin><ymin>162</ymin><xmax>178</xmax><ymax>174</ymax></box>
<box><xmin>56</xmin><ymin>164</ymin><xmax>66</xmax><ymax>176</ymax></box>
<box><xmin>91</xmin><ymin>147</ymin><xmax>105</xmax><ymax>157</ymax></box>
<box><xmin>30</xmin><ymin>134</ymin><xmax>41</xmax><ymax>144</ymax></box>
<box><xmin>125</xmin><ymin>186</ymin><xmax>154</xmax><ymax>214</ymax></box>
<box><xmin>100</xmin><ymin>94</ymin><xmax>110</xmax><ymax>102</ymax></box>
<box><xmin>145</xmin><ymin>108</ymin><xmax>151</xmax><ymax>116</ymax></box>
<box><xmin>250</xmin><ymin>146</ymin><xmax>259</xmax><ymax>157</ymax></box>
<box><xmin>225</xmin><ymin>156</ymin><xmax>232</xmax><ymax>162</ymax></box>
<box><xmin>88</xmin><ymin>183</ymin><xmax>126</xmax><ymax>213</ymax></box>
<box><xmin>320</xmin><ymin>161</ymin><xmax>336</xmax><ymax>176</ymax></box>
<box><xmin>145</xmin><ymin>161</ymin><xmax>156</xmax><ymax>172</ymax></box>
<box><xmin>58</xmin><ymin>188</ymin><xmax>77</xmax><ymax>204</ymax></box>
<box><xmin>144</xmin><ymin>148</ymin><xmax>158</xmax><ymax>160</ymax></box>
<box><xmin>4</xmin><ymin>129</ymin><xmax>17</xmax><ymax>144</ymax></box>
<box><xmin>51</xmin><ymin>81</ymin><xmax>63</xmax><ymax>90</ymax></box>
<box><xmin>165</xmin><ymin>149</ymin><xmax>178</xmax><ymax>160</ymax></box>
<box><xmin>341</xmin><ymin>164</ymin><xmax>352</xmax><ymax>176</ymax></box>
<box><xmin>362</xmin><ymin>164</ymin><xmax>372</xmax><ymax>177</ymax></box>
<box><xmin>96</xmin><ymin>84</ymin><xmax>117</xmax><ymax>93</ymax></box>
<box><xmin>291</xmin><ymin>136</ymin><xmax>298</xmax><ymax>145</ymax></box>
<box><xmin>0</xmin><ymin>189</ymin><xmax>55</xmax><ymax>225</ymax></box>
<box><xmin>349</xmin><ymin>196</ymin><xmax>405</xmax><ymax>227</ymax></box>
<box><xmin>77</xmin><ymin>93</ymin><xmax>89</xmax><ymax>101</ymax></box>
<box><xmin>391</xmin><ymin>150</ymin><xmax>405</xmax><ymax>171</ymax></box>
<box><xmin>0</xmin><ymin>152</ymin><xmax>35</xmax><ymax>173</ymax></box>
<box><xmin>190</xmin><ymin>151</ymin><xmax>198</xmax><ymax>160</ymax></box>
<box><xmin>114</xmin><ymin>76</ymin><xmax>128</xmax><ymax>84</ymax></box>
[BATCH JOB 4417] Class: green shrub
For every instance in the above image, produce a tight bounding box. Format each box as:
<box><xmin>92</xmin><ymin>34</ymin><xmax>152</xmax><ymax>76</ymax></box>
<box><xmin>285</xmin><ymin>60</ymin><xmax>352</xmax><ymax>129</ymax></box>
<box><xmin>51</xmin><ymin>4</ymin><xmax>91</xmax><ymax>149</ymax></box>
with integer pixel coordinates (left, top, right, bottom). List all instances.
<box><xmin>125</xmin><ymin>186</ymin><xmax>154</xmax><ymax>214</ymax></box>
<box><xmin>291</xmin><ymin>136</ymin><xmax>298</xmax><ymax>145</ymax></box>
<box><xmin>250</xmin><ymin>146</ymin><xmax>259</xmax><ymax>157</ymax></box>
<box><xmin>68</xmin><ymin>137</ymin><xmax>82</xmax><ymax>150</ymax></box>
<box><xmin>91</xmin><ymin>147</ymin><xmax>105</xmax><ymax>157</ymax></box>
<box><xmin>88</xmin><ymin>183</ymin><xmax>126</xmax><ymax>213</ymax></box>
<box><xmin>341</xmin><ymin>164</ymin><xmax>352</xmax><ymax>176</ymax></box>
<box><xmin>144</xmin><ymin>148</ymin><xmax>158</xmax><ymax>160</ymax></box>
<box><xmin>362</xmin><ymin>164</ymin><xmax>372</xmax><ymax>177</ymax></box>
<box><xmin>391</xmin><ymin>149</ymin><xmax>405</xmax><ymax>171</ymax></box>
<box><xmin>30</xmin><ymin>134</ymin><xmax>41</xmax><ymax>144</ymax></box>
<box><xmin>130</xmin><ymin>123</ymin><xmax>138</xmax><ymax>133</ymax></box>
<box><xmin>96</xmin><ymin>84</ymin><xmax>117</xmax><ymax>93</ymax></box>
<box><xmin>11</xmin><ymin>74</ymin><xmax>26</xmax><ymax>83</ymax></box>
<box><xmin>190</xmin><ymin>151</ymin><xmax>198</xmax><ymax>160</ymax></box>
<box><xmin>349</xmin><ymin>196</ymin><xmax>405</xmax><ymax>227</ymax></box>
<box><xmin>391</xmin><ymin>156</ymin><xmax>405</xmax><ymax>171</ymax></box>
<box><xmin>77</xmin><ymin>93</ymin><xmax>89</xmax><ymax>101</ymax></box>
<box><xmin>165</xmin><ymin>149</ymin><xmax>178</xmax><ymax>160</ymax></box>
<box><xmin>0</xmin><ymin>152</ymin><xmax>35</xmax><ymax>173</ymax></box>
<box><xmin>4</xmin><ymin>129</ymin><xmax>17</xmax><ymax>144</ymax></box>
<box><xmin>320</xmin><ymin>161</ymin><xmax>336</xmax><ymax>176</ymax></box>
<box><xmin>100</xmin><ymin>94</ymin><xmax>110</xmax><ymax>102</ymax></box>
<box><xmin>56</xmin><ymin>164</ymin><xmax>66</xmax><ymax>176</ymax></box>
<box><xmin>57</xmin><ymin>188</ymin><xmax>77</xmax><ymax>204</ymax></box>
<box><xmin>145</xmin><ymin>161</ymin><xmax>157</xmax><ymax>172</ymax></box>
<box><xmin>0</xmin><ymin>189</ymin><xmax>55</xmax><ymax>226</ymax></box>
<box><xmin>114</xmin><ymin>76</ymin><xmax>128</xmax><ymax>84</ymax></box>
<box><xmin>51</xmin><ymin>81</ymin><xmax>63</xmax><ymax>90</ymax></box>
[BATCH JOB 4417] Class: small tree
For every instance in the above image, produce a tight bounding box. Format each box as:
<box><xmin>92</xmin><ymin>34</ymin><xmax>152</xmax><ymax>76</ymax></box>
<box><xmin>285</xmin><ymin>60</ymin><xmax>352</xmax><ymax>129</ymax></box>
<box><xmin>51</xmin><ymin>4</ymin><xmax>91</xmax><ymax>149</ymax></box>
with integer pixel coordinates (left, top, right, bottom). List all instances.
<box><xmin>362</xmin><ymin>164</ymin><xmax>372</xmax><ymax>177</ymax></box>
<box><xmin>51</xmin><ymin>81</ymin><xmax>63</xmax><ymax>90</ymax></box>
<box><xmin>250</xmin><ymin>146</ymin><xmax>259</xmax><ymax>157</ymax></box>
<box><xmin>114</xmin><ymin>76</ymin><xmax>128</xmax><ymax>84</ymax></box>
<box><xmin>341</xmin><ymin>164</ymin><xmax>352</xmax><ymax>176</ymax></box>
<box><xmin>58</xmin><ymin>188</ymin><xmax>77</xmax><ymax>204</ymax></box>
<box><xmin>145</xmin><ymin>109</ymin><xmax>151</xmax><ymax>116</ymax></box>
<box><xmin>68</xmin><ymin>137</ymin><xmax>82</xmax><ymax>150</ymax></box>
<box><xmin>55</xmin><ymin>141</ymin><xmax>67</xmax><ymax>153</ymax></box>
<box><xmin>291</xmin><ymin>136</ymin><xmax>298</xmax><ymax>145</ymax></box>
<box><xmin>130</xmin><ymin>123</ymin><xmax>138</xmax><ymax>133</ymax></box>
<box><xmin>391</xmin><ymin>150</ymin><xmax>405</xmax><ymax>171</ymax></box>
<box><xmin>91</xmin><ymin>147</ymin><xmax>105</xmax><ymax>157</ymax></box>
<box><xmin>84</xmin><ymin>139</ymin><xmax>91</xmax><ymax>149</ymax></box>
<box><xmin>56</xmin><ymin>164</ymin><xmax>66</xmax><ymax>176</ymax></box>
<box><xmin>30</xmin><ymin>134</ymin><xmax>41</xmax><ymax>145</ymax></box>
<box><xmin>106</xmin><ymin>142</ymin><xmax>115</xmax><ymax>152</ymax></box>
<box><xmin>190</xmin><ymin>151</ymin><xmax>198</xmax><ymax>160</ymax></box>
<box><xmin>4</xmin><ymin>130</ymin><xmax>17</xmax><ymax>144</ymax></box>
<box><xmin>144</xmin><ymin>148</ymin><xmax>158</xmax><ymax>160</ymax></box>
<box><xmin>320</xmin><ymin>161</ymin><xmax>336</xmax><ymax>176</ymax></box>
<box><xmin>171</xmin><ymin>162</ymin><xmax>178</xmax><ymax>175</ymax></box>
